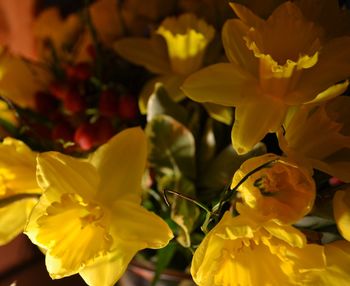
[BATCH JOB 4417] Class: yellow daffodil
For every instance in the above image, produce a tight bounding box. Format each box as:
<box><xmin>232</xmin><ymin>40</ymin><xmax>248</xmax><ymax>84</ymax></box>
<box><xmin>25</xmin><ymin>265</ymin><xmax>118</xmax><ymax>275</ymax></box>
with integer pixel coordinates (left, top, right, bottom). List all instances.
<box><xmin>0</xmin><ymin>51</ymin><xmax>50</xmax><ymax>108</ymax></box>
<box><xmin>182</xmin><ymin>2</ymin><xmax>350</xmax><ymax>154</ymax></box>
<box><xmin>278</xmin><ymin>96</ymin><xmax>350</xmax><ymax>182</ymax></box>
<box><xmin>333</xmin><ymin>187</ymin><xmax>350</xmax><ymax>241</ymax></box>
<box><xmin>191</xmin><ymin>209</ymin><xmax>326</xmax><ymax>286</ymax></box>
<box><xmin>231</xmin><ymin>154</ymin><xmax>315</xmax><ymax>224</ymax></box>
<box><xmin>25</xmin><ymin>127</ymin><xmax>173</xmax><ymax>285</ymax></box>
<box><xmin>0</xmin><ymin>138</ymin><xmax>41</xmax><ymax>245</ymax></box>
<box><xmin>114</xmin><ymin>14</ymin><xmax>232</xmax><ymax>124</ymax></box>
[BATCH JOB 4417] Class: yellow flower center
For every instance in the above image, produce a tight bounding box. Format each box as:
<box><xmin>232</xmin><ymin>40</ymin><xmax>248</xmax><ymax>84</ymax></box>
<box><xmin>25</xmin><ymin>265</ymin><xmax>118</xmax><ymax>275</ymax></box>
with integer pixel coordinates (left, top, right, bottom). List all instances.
<box><xmin>157</xmin><ymin>13</ymin><xmax>215</xmax><ymax>75</ymax></box>
<box><xmin>244</xmin><ymin>3</ymin><xmax>323</xmax><ymax>99</ymax></box>
<box><xmin>36</xmin><ymin>193</ymin><xmax>112</xmax><ymax>273</ymax></box>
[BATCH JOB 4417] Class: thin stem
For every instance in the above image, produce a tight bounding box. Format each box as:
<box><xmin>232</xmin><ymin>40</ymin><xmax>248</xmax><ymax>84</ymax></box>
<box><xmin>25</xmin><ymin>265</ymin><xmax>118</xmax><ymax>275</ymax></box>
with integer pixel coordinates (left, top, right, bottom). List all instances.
<box><xmin>163</xmin><ymin>189</ymin><xmax>212</xmax><ymax>215</ymax></box>
<box><xmin>214</xmin><ymin>159</ymin><xmax>278</xmax><ymax>222</ymax></box>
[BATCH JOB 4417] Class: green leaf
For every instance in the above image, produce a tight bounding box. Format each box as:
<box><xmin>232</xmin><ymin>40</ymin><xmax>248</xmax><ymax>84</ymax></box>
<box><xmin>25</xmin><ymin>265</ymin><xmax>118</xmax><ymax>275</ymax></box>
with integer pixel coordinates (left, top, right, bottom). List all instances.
<box><xmin>151</xmin><ymin>242</ymin><xmax>177</xmax><ymax>286</ymax></box>
<box><xmin>146</xmin><ymin>114</ymin><xmax>196</xmax><ymax>179</ymax></box>
<box><xmin>198</xmin><ymin>142</ymin><xmax>266</xmax><ymax>201</ymax></box>
<box><xmin>147</xmin><ymin>83</ymin><xmax>188</xmax><ymax>125</ymax></box>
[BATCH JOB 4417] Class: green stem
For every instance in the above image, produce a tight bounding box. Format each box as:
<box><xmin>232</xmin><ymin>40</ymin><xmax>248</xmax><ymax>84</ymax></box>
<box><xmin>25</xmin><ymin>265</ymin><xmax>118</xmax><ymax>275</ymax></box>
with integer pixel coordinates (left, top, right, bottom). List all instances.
<box><xmin>163</xmin><ymin>189</ymin><xmax>212</xmax><ymax>215</ymax></box>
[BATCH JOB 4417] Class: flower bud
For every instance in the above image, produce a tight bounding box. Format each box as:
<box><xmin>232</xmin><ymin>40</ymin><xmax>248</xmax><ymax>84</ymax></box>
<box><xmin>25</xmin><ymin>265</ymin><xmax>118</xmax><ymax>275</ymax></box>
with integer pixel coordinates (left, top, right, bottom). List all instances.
<box><xmin>231</xmin><ymin>154</ymin><xmax>316</xmax><ymax>224</ymax></box>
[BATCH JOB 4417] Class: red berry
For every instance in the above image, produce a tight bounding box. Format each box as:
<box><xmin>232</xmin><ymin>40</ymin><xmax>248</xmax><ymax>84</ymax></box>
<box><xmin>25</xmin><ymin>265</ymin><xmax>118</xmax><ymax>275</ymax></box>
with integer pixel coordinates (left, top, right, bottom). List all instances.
<box><xmin>63</xmin><ymin>90</ymin><xmax>86</xmax><ymax>113</ymax></box>
<box><xmin>98</xmin><ymin>90</ymin><xmax>119</xmax><ymax>117</ymax></box>
<box><xmin>74</xmin><ymin>122</ymin><xmax>96</xmax><ymax>151</ymax></box>
<box><xmin>117</xmin><ymin>95</ymin><xmax>138</xmax><ymax>120</ymax></box>
<box><xmin>65</xmin><ymin>62</ymin><xmax>91</xmax><ymax>81</ymax></box>
<box><xmin>329</xmin><ymin>177</ymin><xmax>344</xmax><ymax>187</ymax></box>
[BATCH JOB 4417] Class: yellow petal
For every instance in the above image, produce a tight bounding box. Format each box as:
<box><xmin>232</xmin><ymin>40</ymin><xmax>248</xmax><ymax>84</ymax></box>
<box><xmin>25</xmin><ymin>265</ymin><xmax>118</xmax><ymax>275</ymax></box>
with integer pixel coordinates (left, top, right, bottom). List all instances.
<box><xmin>156</xmin><ymin>13</ymin><xmax>215</xmax><ymax>75</ymax></box>
<box><xmin>0</xmin><ymin>52</ymin><xmax>50</xmax><ymax>108</ymax></box>
<box><xmin>89</xmin><ymin>127</ymin><xmax>147</xmax><ymax>204</ymax></box>
<box><xmin>0</xmin><ymin>198</ymin><xmax>37</xmax><ymax>245</ymax></box>
<box><xmin>181</xmin><ymin>63</ymin><xmax>258</xmax><ymax>107</ymax></box>
<box><xmin>222</xmin><ymin>19</ymin><xmax>258</xmax><ymax>76</ymax></box>
<box><xmin>232</xmin><ymin>98</ymin><xmax>287</xmax><ymax>154</ymax></box>
<box><xmin>114</xmin><ymin>36</ymin><xmax>171</xmax><ymax>74</ymax></box>
<box><xmin>35</xmin><ymin>193</ymin><xmax>112</xmax><ymax>279</ymax></box>
<box><xmin>333</xmin><ymin>189</ymin><xmax>350</xmax><ymax>241</ymax></box>
<box><xmin>229</xmin><ymin>2</ymin><xmax>265</xmax><ymax>28</ymax></box>
<box><xmin>37</xmin><ymin>152</ymin><xmax>99</xmax><ymax>200</ymax></box>
<box><xmin>110</xmin><ymin>200</ymin><xmax>173</xmax><ymax>248</ymax></box>
<box><xmin>293</xmin><ymin>37</ymin><xmax>350</xmax><ymax>102</ymax></box>
<box><xmin>305</xmin><ymin>80</ymin><xmax>349</xmax><ymax>105</ymax></box>
<box><xmin>310</xmin><ymin>240</ymin><xmax>350</xmax><ymax>285</ymax></box>
<box><xmin>202</xmin><ymin>103</ymin><xmax>233</xmax><ymax>125</ymax></box>
<box><xmin>79</xmin><ymin>241</ymin><xmax>140</xmax><ymax>286</ymax></box>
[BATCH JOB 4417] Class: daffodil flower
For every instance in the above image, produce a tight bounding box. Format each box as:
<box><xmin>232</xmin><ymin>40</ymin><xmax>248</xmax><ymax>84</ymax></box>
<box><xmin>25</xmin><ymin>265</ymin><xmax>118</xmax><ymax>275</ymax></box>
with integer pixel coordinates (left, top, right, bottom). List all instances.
<box><xmin>0</xmin><ymin>138</ymin><xmax>41</xmax><ymax>245</ymax></box>
<box><xmin>182</xmin><ymin>2</ymin><xmax>350</xmax><ymax>154</ymax></box>
<box><xmin>191</xmin><ymin>208</ymin><xmax>327</xmax><ymax>286</ymax></box>
<box><xmin>231</xmin><ymin>153</ymin><xmax>315</xmax><ymax>224</ymax></box>
<box><xmin>114</xmin><ymin>13</ymin><xmax>232</xmax><ymax>124</ymax></box>
<box><xmin>277</xmin><ymin>96</ymin><xmax>350</xmax><ymax>183</ymax></box>
<box><xmin>25</xmin><ymin>127</ymin><xmax>173</xmax><ymax>286</ymax></box>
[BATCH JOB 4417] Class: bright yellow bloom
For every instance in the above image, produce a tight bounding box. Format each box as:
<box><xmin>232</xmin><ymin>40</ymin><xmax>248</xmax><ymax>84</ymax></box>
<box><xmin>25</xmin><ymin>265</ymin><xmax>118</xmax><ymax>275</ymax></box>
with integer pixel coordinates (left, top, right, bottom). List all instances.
<box><xmin>0</xmin><ymin>138</ymin><xmax>41</xmax><ymax>245</ymax></box>
<box><xmin>0</xmin><ymin>51</ymin><xmax>50</xmax><ymax>108</ymax></box>
<box><xmin>333</xmin><ymin>187</ymin><xmax>350</xmax><ymax>241</ymax></box>
<box><xmin>278</xmin><ymin>96</ymin><xmax>350</xmax><ymax>182</ymax></box>
<box><xmin>231</xmin><ymin>154</ymin><xmax>315</xmax><ymax>224</ymax></box>
<box><xmin>114</xmin><ymin>14</ymin><xmax>231</xmax><ymax>124</ymax></box>
<box><xmin>191</xmin><ymin>209</ymin><xmax>326</xmax><ymax>286</ymax></box>
<box><xmin>25</xmin><ymin>127</ymin><xmax>173</xmax><ymax>286</ymax></box>
<box><xmin>182</xmin><ymin>2</ymin><xmax>350</xmax><ymax>154</ymax></box>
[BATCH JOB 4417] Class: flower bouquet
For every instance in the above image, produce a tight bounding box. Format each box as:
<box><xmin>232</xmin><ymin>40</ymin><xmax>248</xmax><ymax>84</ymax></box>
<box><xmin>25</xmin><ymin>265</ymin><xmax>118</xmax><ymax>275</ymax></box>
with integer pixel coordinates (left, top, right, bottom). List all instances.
<box><xmin>1</xmin><ymin>0</ymin><xmax>350</xmax><ymax>285</ymax></box>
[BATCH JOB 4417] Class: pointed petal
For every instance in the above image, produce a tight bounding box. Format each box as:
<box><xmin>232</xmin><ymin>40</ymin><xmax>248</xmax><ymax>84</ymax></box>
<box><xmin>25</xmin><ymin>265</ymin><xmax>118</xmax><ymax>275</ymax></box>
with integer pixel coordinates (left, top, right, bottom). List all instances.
<box><xmin>306</xmin><ymin>80</ymin><xmax>349</xmax><ymax>105</ymax></box>
<box><xmin>181</xmin><ymin>63</ymin><xmax>258</xmax><ymax>107</ymax></box>
<box><xmin>232</xmin><ymin>98</ymin><xmax>287</xmax><ymax>154</ymax></box>
<box><xmin>229</xmin><ymin>3</ymin><xmax>265</xmax><ymax>28</ymax></box>
<box><xmin>293</xmin><ymin>37</ymin><xmax>350</xmax><ymax>102</ymax></box>
<box><xmin>79</xmin><ymin>240</ymin><xmax>140</xmax><ymax>286</ymax></box>
<box><xmin>89</xmin><ymin>127</ymin><xmax>147</xmax><ymax>203</ymax></box>
<box><xmin>110</xmin><ymin>200</ymin><xmax>173</xmax><ymax>248</ymax></box>
<box><xmin>37</xmin><ymin>152</ymin><xmax>99</xmax><ymax>199</ymax></box>
<box><xmin>202</xmin><ymin>103</ymin><xmax>233</xmax><ymax>125</ymax></box>
<box><xmin>114</xmin><ymin>36</ymin><xmax>171</xmax><ymax>74</ymax></box>
<box><xmin>0</xmin><ymin>198</ymin><xmax>37</xmax><ymax>245</ymax></box>
<box><xmin>222</xmin><ymin>19</ymin><xmax>258</xmax><ymax>76</ymax></box>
